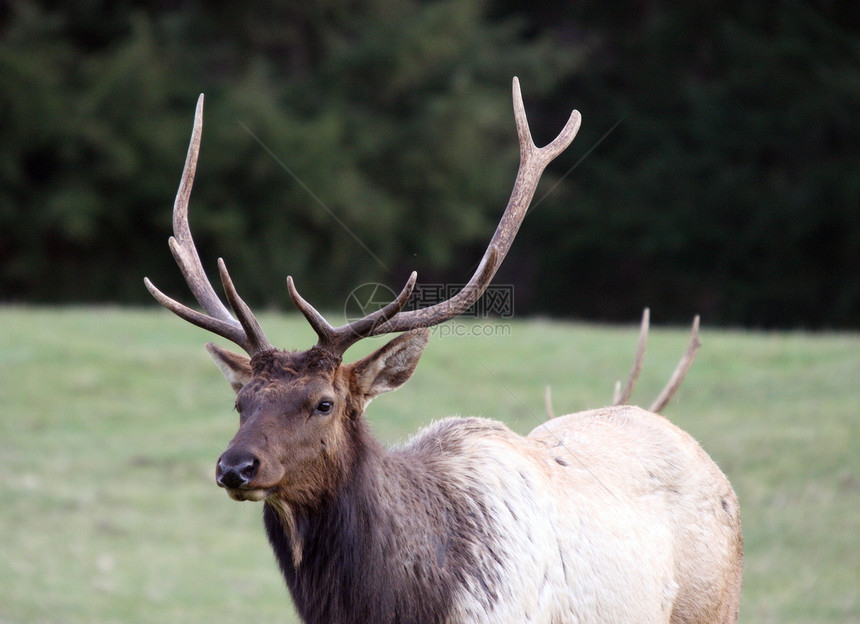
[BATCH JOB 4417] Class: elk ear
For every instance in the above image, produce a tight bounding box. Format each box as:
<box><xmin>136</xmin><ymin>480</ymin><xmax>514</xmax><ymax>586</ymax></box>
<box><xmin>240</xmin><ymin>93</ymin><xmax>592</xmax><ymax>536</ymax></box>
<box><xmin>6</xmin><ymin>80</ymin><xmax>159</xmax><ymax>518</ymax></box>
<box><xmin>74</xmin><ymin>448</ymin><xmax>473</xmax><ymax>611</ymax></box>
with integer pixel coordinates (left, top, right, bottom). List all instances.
<box><xmin>205</xmin><ymin>343</ymin><xmax>253</xmax><ymax>393</ymax></box>
<box><xmin>350</xmin><ymin>329</ymin><xmax>429</xmax><ymax>403</ymax></box>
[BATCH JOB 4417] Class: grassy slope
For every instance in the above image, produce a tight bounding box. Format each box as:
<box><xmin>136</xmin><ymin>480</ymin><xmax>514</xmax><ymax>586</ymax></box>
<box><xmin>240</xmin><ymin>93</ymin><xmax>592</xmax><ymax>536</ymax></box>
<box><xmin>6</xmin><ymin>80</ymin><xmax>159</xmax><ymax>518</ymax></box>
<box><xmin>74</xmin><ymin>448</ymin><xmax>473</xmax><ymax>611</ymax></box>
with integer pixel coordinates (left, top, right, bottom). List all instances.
<box><xmin>0</xmin><ymin>307</ymin><xmax>857</xmax><ymax>623</ymax></box>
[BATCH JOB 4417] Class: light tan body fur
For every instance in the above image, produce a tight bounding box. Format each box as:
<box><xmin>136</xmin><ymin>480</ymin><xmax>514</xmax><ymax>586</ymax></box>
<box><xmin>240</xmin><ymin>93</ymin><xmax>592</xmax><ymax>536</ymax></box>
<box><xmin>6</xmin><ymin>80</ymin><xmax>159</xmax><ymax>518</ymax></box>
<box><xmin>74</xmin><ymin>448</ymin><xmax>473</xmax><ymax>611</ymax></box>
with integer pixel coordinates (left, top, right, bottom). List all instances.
<box><xmin>402</xmin><ymin>406</ymin><xmax>742</xmax><ymax>623</ymax></box>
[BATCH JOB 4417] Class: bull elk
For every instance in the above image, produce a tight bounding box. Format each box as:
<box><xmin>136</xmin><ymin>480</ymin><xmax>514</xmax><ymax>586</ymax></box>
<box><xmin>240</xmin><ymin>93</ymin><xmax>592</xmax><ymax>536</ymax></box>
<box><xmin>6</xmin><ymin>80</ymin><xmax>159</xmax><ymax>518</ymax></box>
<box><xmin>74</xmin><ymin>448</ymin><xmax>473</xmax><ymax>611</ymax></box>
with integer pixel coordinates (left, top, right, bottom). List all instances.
<box><xmin>145</xmin><ymin>79</ymin><xmax>742</xmax><ymax>624</ymax></box>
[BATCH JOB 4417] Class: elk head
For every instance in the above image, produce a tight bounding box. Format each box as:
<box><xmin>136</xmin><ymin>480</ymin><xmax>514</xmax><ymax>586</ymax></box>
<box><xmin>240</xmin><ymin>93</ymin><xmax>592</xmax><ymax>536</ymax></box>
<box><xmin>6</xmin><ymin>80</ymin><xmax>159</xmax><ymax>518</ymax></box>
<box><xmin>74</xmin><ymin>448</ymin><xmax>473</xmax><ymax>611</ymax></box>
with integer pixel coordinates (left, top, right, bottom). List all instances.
<box><xmin>145</xmin><ymin>79</ymin><xmax>581</xmax><ymax>505</ymax></box>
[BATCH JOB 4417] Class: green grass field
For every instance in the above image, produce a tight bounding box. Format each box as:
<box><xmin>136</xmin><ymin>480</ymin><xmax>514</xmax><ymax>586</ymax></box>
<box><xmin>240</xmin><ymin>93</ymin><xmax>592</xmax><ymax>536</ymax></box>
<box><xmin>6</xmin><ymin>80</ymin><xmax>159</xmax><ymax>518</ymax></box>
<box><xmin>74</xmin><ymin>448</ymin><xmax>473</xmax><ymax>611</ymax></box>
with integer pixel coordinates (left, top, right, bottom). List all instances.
<box><xmin>1</xmin><ymin>307</ymin><xmax>857</xmax><ymax>623</ymax></box>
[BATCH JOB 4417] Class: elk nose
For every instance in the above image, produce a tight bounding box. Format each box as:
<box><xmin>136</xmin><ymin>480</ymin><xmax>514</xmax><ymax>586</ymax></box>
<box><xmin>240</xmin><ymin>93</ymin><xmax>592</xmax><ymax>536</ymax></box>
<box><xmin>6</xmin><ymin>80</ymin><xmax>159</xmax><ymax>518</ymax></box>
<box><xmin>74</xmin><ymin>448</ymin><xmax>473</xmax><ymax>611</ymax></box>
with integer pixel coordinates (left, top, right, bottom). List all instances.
<box><xmin>216</xmin><ymin>451</ymin><xmax>260</xmax><ymax>489</ymax></box>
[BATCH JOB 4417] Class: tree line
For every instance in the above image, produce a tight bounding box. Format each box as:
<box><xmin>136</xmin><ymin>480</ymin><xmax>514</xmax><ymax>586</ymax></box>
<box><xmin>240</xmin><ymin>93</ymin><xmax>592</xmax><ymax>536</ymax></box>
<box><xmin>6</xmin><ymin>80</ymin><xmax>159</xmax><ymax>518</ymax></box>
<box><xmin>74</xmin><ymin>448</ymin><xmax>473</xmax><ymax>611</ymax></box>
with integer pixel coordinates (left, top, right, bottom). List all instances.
<box><xmin>1</xmin><ymin>1</ymin><xmax>857</xmax><ymax>328</ymax></box>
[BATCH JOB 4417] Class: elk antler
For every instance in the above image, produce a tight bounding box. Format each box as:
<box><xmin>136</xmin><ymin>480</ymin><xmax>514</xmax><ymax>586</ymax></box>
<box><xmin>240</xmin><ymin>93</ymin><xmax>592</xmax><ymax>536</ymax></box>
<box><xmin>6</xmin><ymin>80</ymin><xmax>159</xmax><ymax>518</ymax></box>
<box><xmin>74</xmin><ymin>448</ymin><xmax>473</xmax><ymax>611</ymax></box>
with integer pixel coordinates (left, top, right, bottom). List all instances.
<box><xmin>144</xmin><ymin>95</ymin><xmax>273</xmax><ymax>356</ymax></box>
<box><xmin>612</xmin><ymin>311</ymin><xmax>702</xmax><ymax>413</ymax></box>
<box><xmin>290</xmin><ymin>77</ymin><xmax>582</xmax><ymax>355</ymax></box>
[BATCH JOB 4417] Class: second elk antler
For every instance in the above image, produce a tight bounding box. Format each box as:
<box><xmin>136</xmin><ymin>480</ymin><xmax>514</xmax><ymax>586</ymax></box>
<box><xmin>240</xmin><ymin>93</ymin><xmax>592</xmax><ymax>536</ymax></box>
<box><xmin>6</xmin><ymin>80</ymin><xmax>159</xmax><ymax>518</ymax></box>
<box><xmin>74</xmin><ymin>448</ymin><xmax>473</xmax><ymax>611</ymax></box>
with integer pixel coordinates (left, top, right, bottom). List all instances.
<box><xmin>287</xmin><ymin>78</ymin><xmax>581</xmax><ymax>355</ymax></box>
<box><xmin>611</xmin><ymin>308</ymin><xmax>702</xmax><ymax>412</ymax></box>
<box><xmin>545</xmin><ymin>309</ymin><xmax>702</xmax><ymax>420</ymax></box>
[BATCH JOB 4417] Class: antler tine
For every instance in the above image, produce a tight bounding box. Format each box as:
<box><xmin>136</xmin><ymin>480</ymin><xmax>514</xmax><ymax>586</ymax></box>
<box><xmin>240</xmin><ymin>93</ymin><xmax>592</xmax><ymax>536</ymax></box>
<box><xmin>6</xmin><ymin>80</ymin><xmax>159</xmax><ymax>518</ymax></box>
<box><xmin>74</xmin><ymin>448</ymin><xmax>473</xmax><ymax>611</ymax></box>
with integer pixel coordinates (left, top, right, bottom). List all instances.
<box><xmin>650</xmin><ymin>315</ymin><xmax>702</xmax><ymax>413</ymax></box>
<box><xmin>332</xmin><ymin>272</ymin><xmax>418</xmax><ymax>350</ymax></box>
<box><xmin>145</xmin><ymin>94</ymin><xmax>272</xmax><ymax>356</ymax></box>
<box><xmin>613</xmin><ymin>308</ymin><xmax>650</xmax><ymax>406</ymax></box>
<box><xmin>287</xmin><ymin>272</ymin><xmax>419</xmax><ymax>356</ymax></box>
<box><xmin>368</xmin><ymin>78</ymin><xmax>581</xmax><ymax>335</ymax></box>
<box><xmin>144</xmin><ymin>277</ymin><xmax>249</xmax><ymax>348</ymax></box>
<box><xmin>218</xmin><ymin>259</ymin><xmax>273</xmax><ymax>354</ymax></box>
<box><xmin>612</xmin><ymin>380</ymin><xmax>622</xmax><ymax>406</ymax></box>
<box><xmin>544</xmin><ymin>385</ymin><xmax>556</xmax><ymax>421</ymax></box>
<box><xmin>286</xmin><ymin>276</ymin><xmax>337</xmax><ymax>346</ymax></box>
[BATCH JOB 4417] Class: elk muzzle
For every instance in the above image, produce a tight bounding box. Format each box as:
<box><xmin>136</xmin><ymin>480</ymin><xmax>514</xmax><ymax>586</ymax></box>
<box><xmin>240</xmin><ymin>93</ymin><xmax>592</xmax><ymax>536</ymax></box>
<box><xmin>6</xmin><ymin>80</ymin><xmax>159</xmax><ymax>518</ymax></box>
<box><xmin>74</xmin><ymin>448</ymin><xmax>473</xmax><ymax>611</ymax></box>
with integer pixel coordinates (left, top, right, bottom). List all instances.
<box><xmin>216</xmin><ymin>448</ymin><xmax>268</xmax><ymax>501</ymax></box>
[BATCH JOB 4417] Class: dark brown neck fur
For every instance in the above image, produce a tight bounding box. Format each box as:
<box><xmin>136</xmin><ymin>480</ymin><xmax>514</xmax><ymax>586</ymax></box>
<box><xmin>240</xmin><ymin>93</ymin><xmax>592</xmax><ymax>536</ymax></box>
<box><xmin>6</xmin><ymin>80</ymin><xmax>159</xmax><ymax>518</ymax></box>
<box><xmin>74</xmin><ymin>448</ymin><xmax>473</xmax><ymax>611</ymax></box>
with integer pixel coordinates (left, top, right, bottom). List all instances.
<box><xmin>263</xmin><ymin>415</ymin><xmax>503</xmax><ymax>624</ymax></box>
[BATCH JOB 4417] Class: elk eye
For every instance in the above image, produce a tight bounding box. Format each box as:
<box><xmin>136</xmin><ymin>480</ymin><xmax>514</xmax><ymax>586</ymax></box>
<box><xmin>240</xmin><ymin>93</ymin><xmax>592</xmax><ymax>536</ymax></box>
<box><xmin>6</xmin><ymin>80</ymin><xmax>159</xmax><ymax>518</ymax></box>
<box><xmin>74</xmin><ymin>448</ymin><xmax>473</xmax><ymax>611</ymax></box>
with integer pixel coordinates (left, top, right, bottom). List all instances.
<box><xmin>315</xmin><ymin>400</ymin><xmax>334</xmax><ymax>414</ymax></box>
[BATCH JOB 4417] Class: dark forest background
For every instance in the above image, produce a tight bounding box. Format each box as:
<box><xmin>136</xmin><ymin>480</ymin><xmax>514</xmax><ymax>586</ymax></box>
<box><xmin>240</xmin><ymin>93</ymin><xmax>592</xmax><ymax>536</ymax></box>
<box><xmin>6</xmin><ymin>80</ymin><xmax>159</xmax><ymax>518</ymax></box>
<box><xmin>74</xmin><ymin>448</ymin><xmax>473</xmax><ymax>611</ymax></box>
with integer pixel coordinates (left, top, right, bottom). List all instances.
<box><xmin>1</xmin><ymin>0</ymin><xmax>858</xmax><ymax>328</ymax></box>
